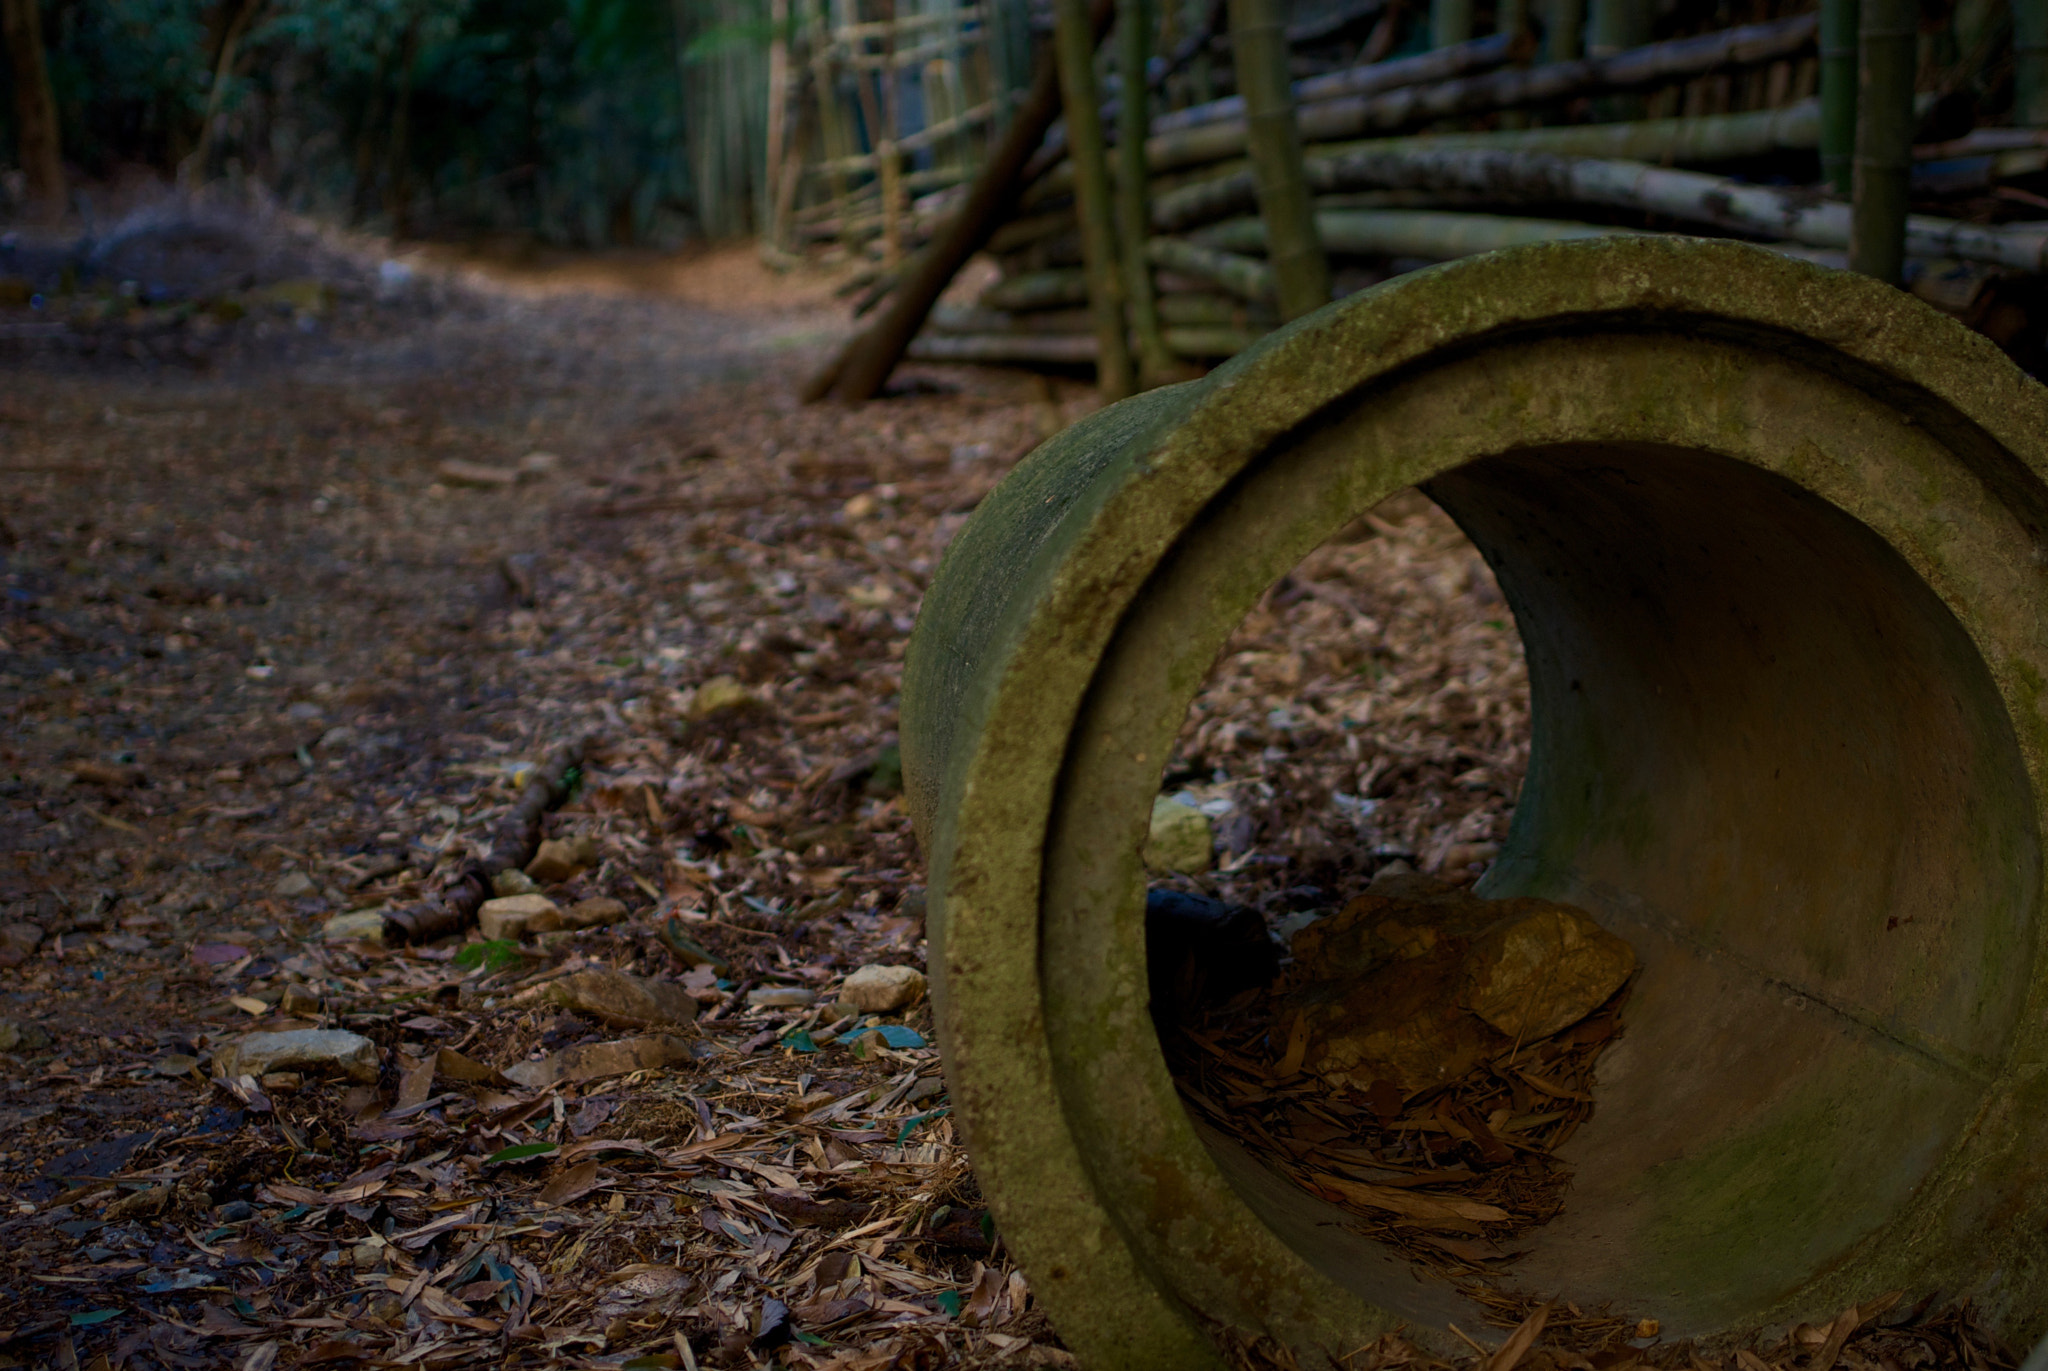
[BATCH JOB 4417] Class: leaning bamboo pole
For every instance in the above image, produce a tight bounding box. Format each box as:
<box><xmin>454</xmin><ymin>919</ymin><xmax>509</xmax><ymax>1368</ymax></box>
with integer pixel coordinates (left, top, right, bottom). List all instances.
<box><xmin>802</xmin><ymin>0</ymin><xmax>1116</xmax><ymax>401</ymax></box>
<box><xmin>1850</xmin><ymin>0</ymin><xmax>1914</xmax><ymax>282</ymax></box>
<box><xmin>1057</xmin><ymin>0</ymin><xmax>1135</xmax><ymax>398</ymax></box>
<box><xmin>1229</xmin><ymin>0</ymin><xmax>1329</xmax><ymax>318</ymax></box>
<box><xmin>1118</xmin><ymin>0</ymin><xmax>1176</xmax><ymax>382</ymax></box>
<box><xmin>2017</xmin><ymin>0</ymin><xmax>2048</xmax><ymax>128</ymax></box>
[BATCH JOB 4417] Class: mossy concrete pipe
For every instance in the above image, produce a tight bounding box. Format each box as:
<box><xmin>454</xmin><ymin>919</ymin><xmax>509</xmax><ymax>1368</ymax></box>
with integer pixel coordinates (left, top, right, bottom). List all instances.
<box><xmin>899</xmin><ymin>237</ymin><xmax>2048</xmax><ymax>1365</ymax></box>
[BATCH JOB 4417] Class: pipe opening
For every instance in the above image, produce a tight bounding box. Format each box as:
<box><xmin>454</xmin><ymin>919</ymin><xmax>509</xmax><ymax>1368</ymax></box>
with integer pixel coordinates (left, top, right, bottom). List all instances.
<box><xmin>1150</xmin><ymin>443</ymin><xmax>2038</xmax><ymax>1336</ymax></box>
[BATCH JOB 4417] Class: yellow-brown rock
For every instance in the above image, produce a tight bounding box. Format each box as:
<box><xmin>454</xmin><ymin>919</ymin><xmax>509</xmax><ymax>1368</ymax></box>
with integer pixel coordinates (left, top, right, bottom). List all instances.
<box><xmin>1457</xmin><ymin>905</ymin><xmax>1636</xmax><ymax>1042</ymax></box>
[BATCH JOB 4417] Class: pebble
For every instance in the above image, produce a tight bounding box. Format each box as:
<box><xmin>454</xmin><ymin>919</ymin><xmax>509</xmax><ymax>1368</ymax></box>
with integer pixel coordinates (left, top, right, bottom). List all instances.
<box><xmin>0</xmin><ymin>922</ymin><xmax>44</xmax><ymax>968</ymax></box>
<box><xmin>688</xmin><ymin>676</ymin><xmax>755</xmax><ymax>720</ymax></box>
<box><xmin>478</xmin><ymin>893</ymin><xmax>563</xmax><ymax>940</ymax></box>
<box><xmin>841</xmin><ymin>964</ymin><xmax>927</xmax><ymax>1014</ymax></box>
<box><xmin>525</xmin><ymin>835</ymin><xmax>597</xmax><ymax>884</ymax></box>
<box><xmin>280</xmin><ymin>983</ymin><xmax>321</xmax><ymax>1016</ymax></box>
<box><xmin>492</xmin><ymin>869</ymin><xmax>541</xmax><ymax>898</ymax></box>
<box><xmin>564</xmin><ymin>896</ymin><xmax>628</xmax><ymax>929</ymax></box>
<box><xmin>1144</xmin><ymin>796</ymin><xmax>1213</xmax><ymax>875</ymax></box>
<box><xmin>214</xmin><ymin>1028</ymin><xmax>380</xmax><ymax>1084</ymax></box>
<box><xmin>0</xmin><ymin>1017</ymin><xmax>52</xmax><ymax>1053</ymax></box>
<box><xmin>547</xmin><ymin>969</ymin><xmax>698</xmax><ymax>1027</ymax></box>
<box><xmin>216</xmin><ymin>1200</ymin><xmax>254</xmax><ymax>1223</ymax></box>
<box><xmin>320</xmin><ymin>910</ymin><xmax>388</xmax><ymax>944</ymax></box>
<box><xmin>272</xmin><ymin>871</ymin><xmax>317</xmax><ymax>898</ymax></box>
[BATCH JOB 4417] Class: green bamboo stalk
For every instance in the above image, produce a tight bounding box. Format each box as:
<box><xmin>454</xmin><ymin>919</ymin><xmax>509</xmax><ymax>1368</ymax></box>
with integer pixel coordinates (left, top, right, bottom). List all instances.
<box><xmin>1118</xmin><ymin>0</ymin><xmax>1177</xmax><ymax>382</ymax></box>
<box><xmin>1</xmin><ymin>0</ymin><xmax>65</xmax><ymax>220</ymax></box>
<box><xmin>1229</xmin><ymin>0</ymin><xmax>1329</xmax><ymax>318</ymax></box>
<box><xmin>1820</xmin><ymin>0</ymin><xmax>1859</xmax><ymax>193</ymax></box>
<box><xmin>1434</xmin><ymin>0</ymin><xmax>1474</xmax><ymax>48</ymax></box>
<box><xmin>2017</xmin><ymin>0</ymin><xmax>2048</xmax><ymax>126</ymax></box>
<box><xmin>1543</xmin><ymin>0</ymin><xmax>1583</xmax><ymax>62</ymax></box>
<box><xmin>1056</xmin><ymin>0</ymin><xmax>1135</xmax><ymax>398</ymax></box>
<box><xmin>1585</xmin><ymin>0</ymin><xmax>1650</xmax><ymax>119</ymax></box>
<box><xmin>1850</xmin><ymin>0</ymin><xmax>1914</xmax><ymax>283</ymax></box>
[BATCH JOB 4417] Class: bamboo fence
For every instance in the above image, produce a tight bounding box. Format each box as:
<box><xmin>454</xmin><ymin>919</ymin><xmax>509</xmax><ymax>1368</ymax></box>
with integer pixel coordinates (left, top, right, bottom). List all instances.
<box><xmin>781</xmin><ymin>0</ymin><xmax>2048</xmax><ymax>383</ymax></box>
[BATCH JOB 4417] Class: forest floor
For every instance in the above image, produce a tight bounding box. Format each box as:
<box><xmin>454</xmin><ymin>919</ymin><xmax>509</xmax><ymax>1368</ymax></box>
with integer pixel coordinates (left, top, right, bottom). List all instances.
<box><xmin>0</xmin><ymin>221</ymin><xmax>2020</xmax><ymax>1371</ymax></box>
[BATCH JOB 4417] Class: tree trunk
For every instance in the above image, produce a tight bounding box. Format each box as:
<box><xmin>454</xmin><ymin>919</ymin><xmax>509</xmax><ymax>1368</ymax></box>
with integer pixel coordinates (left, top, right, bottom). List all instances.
<box><xmin>1118</xmin><ymin>0</ymin><xmax>1176</xmax><ymax>382</ymax></box>
<box><xmin>1056</xmin><ymin>0</ymin><xmax>1135</xmax><ymax>399</ymax></box>
<box><xmin>1</xmin><ymin>0</ymin><xmax>64</xmax><ymax>221</ymax></box>
<box><xmin>803</xmin><ymin>0</ymin><xmax>1116</xmax><ymax>403</ymax></box>
<box><xmin>1230</xmin><ymin>0</ymin><xmax>1328</xmax><ymax>319</ymax></box>
<box><xmin>2015</xmin><ymin>0</ymin><xmax>2048</xmax><ymax>127</ymax></box>
<box><xmin>1820</xmin><ymin>0</ymin><xmax>1858</xmax><ymax>193</ymax></box>
<box><xmin>1849</xmin><ymin>0</ymin><xmax>1914</xmax><ymax>283</ymax></box>
<box><xmin>183</xmin><ymin>0</ymin><xmax>264</xmax><ymax>189</ymax></box>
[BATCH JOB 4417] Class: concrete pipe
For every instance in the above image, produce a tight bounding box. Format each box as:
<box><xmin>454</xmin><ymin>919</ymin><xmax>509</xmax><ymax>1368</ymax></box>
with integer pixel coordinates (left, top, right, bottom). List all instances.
<box><xmin>899</xmin><ymin>237</ymin><xmax>2048</xmax><ymax>1366</ymax></box>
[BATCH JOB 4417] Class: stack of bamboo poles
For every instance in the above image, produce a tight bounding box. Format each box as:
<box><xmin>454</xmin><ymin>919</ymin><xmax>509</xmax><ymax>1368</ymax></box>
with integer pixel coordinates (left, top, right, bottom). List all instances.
<box><xmin>801</xmin><ymin>0</ymin><xmax>2048</xmax><ymax>401</ymax></box>
<box><xmin>778</xmin><ymin>0</ymin><xmax>1035</xmax><ymax>263</ymax></box>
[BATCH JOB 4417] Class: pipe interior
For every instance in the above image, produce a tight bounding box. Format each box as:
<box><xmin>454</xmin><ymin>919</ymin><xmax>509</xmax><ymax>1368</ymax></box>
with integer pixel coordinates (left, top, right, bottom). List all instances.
<box><xmin>1180</xmin><ymin>442</ymin><xmax>2039</xmax><ymax>1332</ymax></box>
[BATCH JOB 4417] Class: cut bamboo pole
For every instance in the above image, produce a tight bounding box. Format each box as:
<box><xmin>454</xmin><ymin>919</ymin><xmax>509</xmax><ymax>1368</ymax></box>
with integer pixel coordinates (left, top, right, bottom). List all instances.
<box><xmin>1112</xmin><ymin>12</ymin><xmax>1821</xmax><ymax>176</ymax></box>
<box><xmin>906</xmin><ymin>325</ymin><xmax>1260</xmax><ymax>363</ymax></box>
<box><xmin>1147</xmin><ymin>237</ymin><xmax>1278</xmax><ymax>301</ymax></box>
<box><xmin>1188</xmin><ymin>208</ymin><xmax>1638</xmax><ymax>255</ymax></box>
<box><xmin>1152</xmin><ymin>98</ymin><xmax>1830</xmax><ymax>230</ymax></box>
<box><xmin>1230</xmin><ymin>0</ymin><xmax>1329</xmax><ymax>318</ymax></box>
<box><xmin>1152</xmin><ymin>31</ymin><xmax>1519</xmax><ymax>135</ymax></box>
<box><xmin>1820</xmin><ymin>0</ymin><xmax>1858</xmax><ymax>193</ymax></box>
<box><xmin>983</xmin><ymin>267</ymin><xmax>1093</xmax><ymax>309</ymax></box>
<box><xmin>1118</xmin><ymin>0</ymin><xmax>1177</xmax><ymax>382</ymax></box>
<box><xmin>1254</xmin><ymin>144</ymin><xmax>2048</xmax><ymax>270</ymax></box>
<box><xmin>1850</xmin><ymin>0</ymin><xmax>1914</xmax><ymax>283</ymax></box>
<box><xmin>803</xmin><ymin>0</ymin><xmax>1116</xmax><ymax>402</ymax></box>
<box><xmin>1058</xmin><ymin>0</ymin><xmax>1136</xmax><ymax>398</ymax></box>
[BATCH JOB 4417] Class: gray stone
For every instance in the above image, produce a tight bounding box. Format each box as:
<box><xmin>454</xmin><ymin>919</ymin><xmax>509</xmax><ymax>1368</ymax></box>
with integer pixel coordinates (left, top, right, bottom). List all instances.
<box><xmin>478</xmin><ymin>893</ymin><xmax>563</xmax><ymax>940</ymax></box>
<box><xmin>214</xmin><ymin>1029</ymin><xmax>380</xmax><ymax>1083</ymax></box>
<box><xmin>547</xmin><ymin>969</ymin><xmax>697</xmax><ymax>1027</ymax></box>
<box><xmin>0</xmin><ymin>922</ymin><xmax>43</xmax><ymax>968</ymax></box>
<box><xmin>1143</xmin><ymin>797</ymin><xmax>1213</xmax><ymax>875</ymax></box>
<box><xmin>0</xmin><ymin>1018</ymin><xmax>52</xmax><ymax>1053</ymax></box>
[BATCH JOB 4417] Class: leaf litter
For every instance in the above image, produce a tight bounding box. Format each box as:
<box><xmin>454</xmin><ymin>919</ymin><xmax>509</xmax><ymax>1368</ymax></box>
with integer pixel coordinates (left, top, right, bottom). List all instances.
<box><xmin>0</xmin><ymin>224</ymin><xmax>2023</xmax><ymax>1369</ymax></box>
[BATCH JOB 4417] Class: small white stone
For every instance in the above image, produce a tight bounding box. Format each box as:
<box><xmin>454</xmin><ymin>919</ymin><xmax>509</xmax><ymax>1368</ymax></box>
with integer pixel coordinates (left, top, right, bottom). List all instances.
<box><xmin>1144</xmin><ymin>796</ymin><xmax>1213</xmax><ymax>875</ymax></box>
<box><xmin>478</xmin><ymin>893</ymin><xmax>563</xmax><ymax>941</ymax></box>
<box><xmin>215</xmin><ymin>1029</ymin><xmax>379</xmax><ymax>1084</ymax></box>
<box><xmin>841</xmin><ymin>964</ymin><xmax>927</xmax><ymax>1014</ymax></box>
<box><xmin>320</xmin><ymin>910</ymin><xmax>387</xmax><ymax>944</ymax></box>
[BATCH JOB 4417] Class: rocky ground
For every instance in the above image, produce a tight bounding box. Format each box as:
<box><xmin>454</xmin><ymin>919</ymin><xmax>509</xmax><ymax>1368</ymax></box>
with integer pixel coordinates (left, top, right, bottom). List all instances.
<box><xmin>0</xmin><ymin>215</ymin><xmax>2017</xmax><ymax>1371</ymax></box>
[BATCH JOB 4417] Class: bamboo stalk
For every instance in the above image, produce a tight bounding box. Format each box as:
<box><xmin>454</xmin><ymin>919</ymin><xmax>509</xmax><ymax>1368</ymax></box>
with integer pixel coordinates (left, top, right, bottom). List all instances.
<box><xmin>932</xmin><ymin>303</ymin><xmax>1097</xmax><ymax>333</ymax></box>
<box><xmin>1433</xmin><ymin>0</ymin><xmax>1473</xmax><ymax>48</ymax></box>
<box><xmin>766</xmin><ymin>0</ymin><xmax>792</xmax><ymax>229</ymax></box>
<box><xmin>1058</xmin><ymin>0</ymin><xmax>1135</xmax><ymax>398</ymax></box>
<box><xmin>1157</xmin><ymin>291</ymin><xmax>1277</xmax><ymax>325</ymax></box>
<box><xmin>1543</xmin><ymin>0</ymin><xmax>1582</xmax><ymax>62</ymax></box>
<box><xmin>1231</xmin><ymin>0</ymin><xmax>1329</xmax><ymax>318</ymax></box>
<box><xmin>1850</xmin><ymin>0</ymin><xmax>1914</xmax><ymax>282</ymax></box>
<box><xmin>1820</xmin><ymin>0</ymin><xmax>1858</xmax><ymax>193</ymax></box>
<box><xmin>906</xmin><ymin>325</ymin><xmax>1260</xmax><ymax>362</ymax></box>
<box><xmin>1152</xmin><ymin>99</ymin><xmax>1830</xmax><ymax>230</ymax></box>
<box><xmin>2017</xmin><ymin>0</ymin><xmax>2048</xmax><ymax>126</ymax></box>
<box><xmin>803</xmin><ymin>0</ymin><xmax>1116</xmax><ymax>402</ymax></box>
<box><xmin>1119</xmin><ymin>0</ymin><xmax>1177</xmax><ymax>381</ymax></box>
<box><xmin>1147</xmin><ymin>237</ymin><xmax>1278</xmax><ymax>301</ymax></box>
